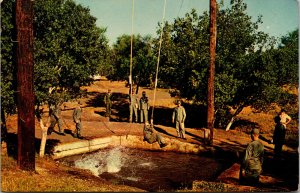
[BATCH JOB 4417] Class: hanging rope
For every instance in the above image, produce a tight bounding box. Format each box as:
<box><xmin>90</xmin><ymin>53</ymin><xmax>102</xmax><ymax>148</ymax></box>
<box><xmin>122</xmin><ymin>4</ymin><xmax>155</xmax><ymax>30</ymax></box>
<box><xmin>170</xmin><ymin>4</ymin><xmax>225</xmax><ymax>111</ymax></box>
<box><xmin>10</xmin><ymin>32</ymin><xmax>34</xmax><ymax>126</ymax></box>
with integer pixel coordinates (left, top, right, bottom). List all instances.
<box><xmin>129</xmin><ymin>0</ymin><xmax>134</xmax><ymax>119</ymax></box>
<box><xmin>150</xmin><ymin>0</ymin><xmax>167</xmax><ymax>123</ymax></box>
<box><xmin>127</xmin><ymin>0</ymin><xmax>135</xmax><ymax>139</ymax></box>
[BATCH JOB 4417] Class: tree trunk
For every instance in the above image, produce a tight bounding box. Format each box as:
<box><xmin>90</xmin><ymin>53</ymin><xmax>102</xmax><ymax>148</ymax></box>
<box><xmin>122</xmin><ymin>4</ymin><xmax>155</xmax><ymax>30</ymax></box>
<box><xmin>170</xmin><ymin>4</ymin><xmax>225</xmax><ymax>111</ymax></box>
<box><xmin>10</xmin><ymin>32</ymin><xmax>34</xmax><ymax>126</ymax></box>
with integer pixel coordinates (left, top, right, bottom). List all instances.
<box><xmin>225</xmin><ymin>105</ymin><xmax>245</xmax><ymax>131</ymax></box>
<box><xmin>16</xmin><ymin>0</ymin><xmax>35</xmax><ymax>171</ymax></box>
<box><xmin>207</xmin><ymin>0</ymin><xmax>217</xmax><ymax>144</ymax></box>
<box><xmin>38</xmin><ymin>116</ymin><xmax>48</xmax><ymax>157</ymax></box>
<box><xmin>35</xmin><ymin>105</ymin><xmax>49</xmax><ymax>157</ymax></box>
<box><xmin>1</xmin><ymin>108</ymin><xmax>7</xmax><ymax>143</ymax></box>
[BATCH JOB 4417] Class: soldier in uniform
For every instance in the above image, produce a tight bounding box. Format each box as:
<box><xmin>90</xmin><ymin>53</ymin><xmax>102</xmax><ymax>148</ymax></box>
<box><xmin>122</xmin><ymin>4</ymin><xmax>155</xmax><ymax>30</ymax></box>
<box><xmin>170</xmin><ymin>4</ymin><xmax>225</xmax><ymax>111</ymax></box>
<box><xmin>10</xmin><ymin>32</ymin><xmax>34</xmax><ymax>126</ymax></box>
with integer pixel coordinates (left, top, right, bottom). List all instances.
<box><xmin>272</xmin><ymin>109</ymin><xmax>292</xmax><ymax>159</ymax></box>
<box><xmin>143</xmin><ymin>119</ymin><xmax>167</xmax><ymax>148</ymax></box>
<box><xmin>172</xmin><ymin>100</ymin><xmax>186</xmax><ymax>139</ymax></box>
<box><xmin>239</xmin><ymin>128</ymin><xmax>264</xmax><ymax>186</ymax></box>
<box><xmin>48</xmin><ymin>103</ymin><xmax>65</xmax><ymax>135</ymax></box>
<box><xmin>73</xmin><ymin>101</ymin><xmax>83</xmax><ymax>139</ymax></box>
<box><xmin>139</xmin><ymin>91</ymin><xmax>149</xmax><ymax>123</ymax></box>
<box><xmin>129</xmin><ymin>89</ymin><xmax>139</xmax><ymax>123</ymax></box>
<box><xmin>104</xmin><ymin>89</ymin><xmax>112</xmax><ymax>119</ymax></box>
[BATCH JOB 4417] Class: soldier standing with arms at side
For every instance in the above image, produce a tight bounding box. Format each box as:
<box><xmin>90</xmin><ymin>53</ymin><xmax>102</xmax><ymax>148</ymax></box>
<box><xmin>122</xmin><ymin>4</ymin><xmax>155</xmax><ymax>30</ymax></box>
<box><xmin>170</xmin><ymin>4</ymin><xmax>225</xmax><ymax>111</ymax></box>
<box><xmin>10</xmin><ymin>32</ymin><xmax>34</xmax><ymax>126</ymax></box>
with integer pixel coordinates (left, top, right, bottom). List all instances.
<box><xmin>73</xmin><ymin>101</ymin><xmax>83</xmax><ymax>139</ymax></box>
<box><xmin>129</xmin><ymin>89</ymin><xmax>139</xmax><ymax>123</ymax></box>
<box><xmin>48</xmin><ymin>102</ymin><xmax>65</xmax><ymax>136</ymax></box>
<box><xmin>139</xmin><ymin>91</ymin><xmax>149</xmax><ymax>123</ymax></box>
<box><xmin>172</xmin><ymin>100</ymin><xmax>186</xmax><ymax>139</ymax></box>
<box><xmin>104</xmin><ymin>89</ymin><xmax>112</xmax><ymax>119</ymax></box>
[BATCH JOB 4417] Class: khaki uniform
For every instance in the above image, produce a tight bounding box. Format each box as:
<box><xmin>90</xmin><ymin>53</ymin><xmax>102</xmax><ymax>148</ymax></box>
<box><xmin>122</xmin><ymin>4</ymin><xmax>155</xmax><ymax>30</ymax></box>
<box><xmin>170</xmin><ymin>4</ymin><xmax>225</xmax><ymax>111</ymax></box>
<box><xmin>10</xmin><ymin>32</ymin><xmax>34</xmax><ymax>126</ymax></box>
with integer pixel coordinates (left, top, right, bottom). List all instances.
<box><xmin>48</xmin><ymin>104</ymin><xmax>63</xmax><ymax>135</ymax></box>
<box><xmin>129</xmin><ymin>94</ymin><xmax>139</xmax><ymax>122</ymax></box>
<box><xmin>139</xmin><ymin>96</ymin><xmax>149</xmax><ymax>123</ymax></box>
<box><xmin>104</xmin><ymin>92</ymin><xmax>112</xmax><ymax>117</ymax></box>
<box><xmin>172</xmin><ymin>105</ymin><xmax>186</xmax><ymax>138</ymax></box>
<box><xmin>73</xmin><ymin>106</ymin><xmax>82</xmax><ymax>137</ymax></box>
<box><xmin>240</xmin><ymin>139</ymin><xmax>264</xmax><ymax>185</ymax></box>
<box><xmin>143</xmin><ymin>124</ymin><xmax>166</xmax><ymax>148</ymax></box>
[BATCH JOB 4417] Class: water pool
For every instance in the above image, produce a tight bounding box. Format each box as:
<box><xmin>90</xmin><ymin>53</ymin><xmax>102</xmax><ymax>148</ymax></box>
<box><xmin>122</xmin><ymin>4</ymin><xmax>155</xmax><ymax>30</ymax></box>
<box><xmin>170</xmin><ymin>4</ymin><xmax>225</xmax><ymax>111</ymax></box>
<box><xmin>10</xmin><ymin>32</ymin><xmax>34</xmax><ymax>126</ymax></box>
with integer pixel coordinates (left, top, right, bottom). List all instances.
<box><xmin>60</xmin><ymin>147</ymin><xmax>233</xmax><ymax>191</ymax></box>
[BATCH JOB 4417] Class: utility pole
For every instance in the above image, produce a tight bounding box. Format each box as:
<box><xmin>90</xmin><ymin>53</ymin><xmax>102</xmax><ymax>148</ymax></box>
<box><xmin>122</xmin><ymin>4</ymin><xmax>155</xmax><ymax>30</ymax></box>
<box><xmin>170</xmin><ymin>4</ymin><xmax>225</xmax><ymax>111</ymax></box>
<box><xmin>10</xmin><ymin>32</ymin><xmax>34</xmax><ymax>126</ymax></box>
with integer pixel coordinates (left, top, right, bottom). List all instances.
<box><xmin>207</xmin><ymin>0</ymin><xmax>217</xmax><ymax>145</ymax></box>
<box><xmin>16</xmin><ymin>0</ymin><xmax>35</xmax><ymax>170</ymax></box>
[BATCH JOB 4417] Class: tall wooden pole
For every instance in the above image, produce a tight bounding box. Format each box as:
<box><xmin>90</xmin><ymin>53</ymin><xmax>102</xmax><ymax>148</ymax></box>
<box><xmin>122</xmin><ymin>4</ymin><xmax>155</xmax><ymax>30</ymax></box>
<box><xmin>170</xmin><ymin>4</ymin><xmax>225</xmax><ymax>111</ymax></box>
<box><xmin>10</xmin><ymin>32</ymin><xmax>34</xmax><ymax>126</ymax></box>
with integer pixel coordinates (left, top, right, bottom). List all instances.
<box><xmin>16</xmin><ymin>0</ymin><xmax>35</xmax><ymax>171</ymax></box>
<box><xmin>207</xmin><ymin>0</ymin><xmax>217</xmax><ymax>145</ymax></box>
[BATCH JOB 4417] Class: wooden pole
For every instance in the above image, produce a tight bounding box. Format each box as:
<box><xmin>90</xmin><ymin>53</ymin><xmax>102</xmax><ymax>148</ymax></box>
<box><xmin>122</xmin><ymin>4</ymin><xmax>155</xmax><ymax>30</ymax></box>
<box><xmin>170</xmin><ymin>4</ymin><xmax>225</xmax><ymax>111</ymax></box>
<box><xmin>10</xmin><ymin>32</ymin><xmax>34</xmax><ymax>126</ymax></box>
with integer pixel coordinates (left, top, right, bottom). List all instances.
<box><xmin>16</xmin><ymin>0</ymin><xmax>35</xmax><ymax>170</ymax></box>
<box><xmin>207</xmin><ymin>0</ymin><xmax>217</xmax><ymax>145</ymax></box>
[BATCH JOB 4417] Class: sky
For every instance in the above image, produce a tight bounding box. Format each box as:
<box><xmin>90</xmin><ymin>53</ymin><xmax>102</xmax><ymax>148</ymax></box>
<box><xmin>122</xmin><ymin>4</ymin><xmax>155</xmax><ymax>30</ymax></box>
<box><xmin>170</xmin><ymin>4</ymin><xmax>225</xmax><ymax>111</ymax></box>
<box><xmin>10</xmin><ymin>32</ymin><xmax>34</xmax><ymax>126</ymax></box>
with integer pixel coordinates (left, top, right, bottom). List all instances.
<box><xmin>74</xmin><ymin>0</ymin><xmax>299</xmax><ymax>46</ymax></box>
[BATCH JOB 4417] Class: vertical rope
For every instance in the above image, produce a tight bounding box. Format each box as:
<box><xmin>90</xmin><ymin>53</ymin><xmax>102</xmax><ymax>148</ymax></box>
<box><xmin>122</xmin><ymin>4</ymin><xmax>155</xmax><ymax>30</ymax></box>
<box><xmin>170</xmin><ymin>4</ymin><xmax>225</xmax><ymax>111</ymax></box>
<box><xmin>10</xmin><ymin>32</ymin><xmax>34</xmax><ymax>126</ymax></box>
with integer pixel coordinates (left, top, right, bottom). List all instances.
<box><xmin>129</xmin><ymin>0</ymin><xmax>134</xmax><ymax>122</ymax></box>
<box><xmin>151</xmin><ymin>0</ymin><xmax>167</xmax><ymax>123</ymax></box>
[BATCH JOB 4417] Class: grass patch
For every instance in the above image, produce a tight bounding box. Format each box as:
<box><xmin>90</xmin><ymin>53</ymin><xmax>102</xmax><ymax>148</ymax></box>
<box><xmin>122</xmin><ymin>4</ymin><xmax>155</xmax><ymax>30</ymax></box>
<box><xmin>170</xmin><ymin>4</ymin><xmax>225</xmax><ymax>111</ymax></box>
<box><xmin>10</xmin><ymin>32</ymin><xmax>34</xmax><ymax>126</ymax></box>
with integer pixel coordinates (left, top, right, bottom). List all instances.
<box><xmin>1</xmin><ymin>152</ymin><xmax>144</xmax><ymax>192</ymax></box>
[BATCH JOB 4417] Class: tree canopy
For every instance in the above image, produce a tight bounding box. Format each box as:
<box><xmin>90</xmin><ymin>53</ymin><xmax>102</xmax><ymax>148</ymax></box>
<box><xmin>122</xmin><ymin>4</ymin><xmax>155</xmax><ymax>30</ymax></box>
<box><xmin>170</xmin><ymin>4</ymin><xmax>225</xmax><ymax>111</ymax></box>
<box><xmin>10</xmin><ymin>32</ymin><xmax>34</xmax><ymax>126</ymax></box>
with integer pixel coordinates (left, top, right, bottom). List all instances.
<box><xmin>1</xmin><ymin>0</ymin><xmax>298</xmax><ymax>129</ymax></box>
<box><xmin>1</xmin><ymin>0</ymin><xmax>109</xmax><ymax>113</ymax></box>
<box><xmin>108</xmin><ymin>34</ymin><xmax>157</xmax><ymax>87</ymax></box>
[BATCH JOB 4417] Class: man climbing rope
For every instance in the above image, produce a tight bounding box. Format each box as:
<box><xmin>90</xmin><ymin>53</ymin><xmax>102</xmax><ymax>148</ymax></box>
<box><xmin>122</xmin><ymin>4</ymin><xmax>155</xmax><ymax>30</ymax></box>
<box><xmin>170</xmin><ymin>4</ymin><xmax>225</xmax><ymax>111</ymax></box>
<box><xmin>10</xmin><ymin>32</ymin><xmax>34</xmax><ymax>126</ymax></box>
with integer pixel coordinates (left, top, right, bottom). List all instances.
<box><xmin>143</xmin><ymin>119</ymin><xmax>167</xmax><ymax>148</ymax></box>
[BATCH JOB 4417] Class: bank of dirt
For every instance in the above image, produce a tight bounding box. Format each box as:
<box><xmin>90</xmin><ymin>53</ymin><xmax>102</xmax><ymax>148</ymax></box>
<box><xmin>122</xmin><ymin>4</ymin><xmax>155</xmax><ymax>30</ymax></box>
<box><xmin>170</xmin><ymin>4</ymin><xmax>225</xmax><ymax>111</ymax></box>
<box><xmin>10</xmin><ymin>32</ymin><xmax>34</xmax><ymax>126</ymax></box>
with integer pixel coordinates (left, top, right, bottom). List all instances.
<box><xmin>1</xmin><ymin>79</ymin><xmax>298</xmax><ymax>192</ymax></box>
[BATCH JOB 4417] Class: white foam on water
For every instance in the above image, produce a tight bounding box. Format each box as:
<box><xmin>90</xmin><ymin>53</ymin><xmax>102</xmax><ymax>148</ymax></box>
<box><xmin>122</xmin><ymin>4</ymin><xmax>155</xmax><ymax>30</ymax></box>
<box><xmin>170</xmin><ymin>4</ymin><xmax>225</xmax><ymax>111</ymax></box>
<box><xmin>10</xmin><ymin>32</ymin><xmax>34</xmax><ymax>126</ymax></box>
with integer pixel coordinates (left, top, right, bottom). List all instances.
<box><xmin>74</xmin><ymin>155</ymin><xmax>101</xmax><ymax>176</ymax></box>
<box><xmin>105</xmin><ymin>147</ymin><xmax>123</xmax><ymax>173</ymax></box>
<box><xmin>74</xmin><ymin>147</ymin><xmax>124</xmax><ymax>176</ymax></box>
<box><xmin>139</xmin><ymin>162</ymin><xmax>153</xmax><ymax>167</ymax></box>
<box><xmin>126</xmin><ymin>177</ymin><xmax>140</xmax><ymax>181</ymax></box>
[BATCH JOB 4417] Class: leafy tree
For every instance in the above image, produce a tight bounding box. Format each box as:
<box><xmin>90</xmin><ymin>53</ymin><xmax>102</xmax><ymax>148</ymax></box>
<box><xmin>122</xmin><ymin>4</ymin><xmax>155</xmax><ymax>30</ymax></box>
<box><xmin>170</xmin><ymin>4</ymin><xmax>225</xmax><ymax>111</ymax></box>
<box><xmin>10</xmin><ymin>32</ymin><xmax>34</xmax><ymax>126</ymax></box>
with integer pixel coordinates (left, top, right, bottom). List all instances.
<box><xmin>158</xmin><ymin>0</ymin><xmax>298</xmax><ymax>129</ymax></box>
<box><xmin>109</xmin><ymin>34</ymin><xmax>156</xmax><ymax>88</ymax></box>
<box><xmin>1</xmin><ymin>0</ymin><xmax>17</xmax><ymax>115</ymax></box>
<box><xmin>1</xmin><ymin>0</ymin><xmax>109</xmax><ymax>118</ymax></box>
<box><xmin>33</xmin><ymin>0</ymin><xmax>109</xmax><ymax>105</ymax></box>
<box><xmin>1</xmin><ymin>0</ymin><xmax>17</xmax><ymax>141</ymax></box>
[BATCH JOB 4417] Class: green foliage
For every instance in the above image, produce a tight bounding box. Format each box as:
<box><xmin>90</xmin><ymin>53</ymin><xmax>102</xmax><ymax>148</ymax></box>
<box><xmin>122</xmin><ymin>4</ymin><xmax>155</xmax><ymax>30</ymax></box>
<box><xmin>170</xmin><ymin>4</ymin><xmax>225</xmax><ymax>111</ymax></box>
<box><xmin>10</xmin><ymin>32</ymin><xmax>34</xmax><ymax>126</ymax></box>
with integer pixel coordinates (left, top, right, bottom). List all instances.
<box><xmin>1</xmin><ymin>0</ymin><xmax>17</xmax><ymax>114</ymax></box>
<box><xmin>1</xmin><ymin>0</ymin><xmax>109</xmax><ymax>112</ymax></box>
<box><xmin>158</xmin><ymin>0</ymin><xmax>298</xmax><ymax>128</ymax></box>
<box><xmin>109</xmin><ymin>34</ymin><xmax>156</xmax><ymax>87</ymax></box>
<box><xmin>33</xmin><ymin>0</ymin><xmax>109</xmax><ymax>104</ymax></box>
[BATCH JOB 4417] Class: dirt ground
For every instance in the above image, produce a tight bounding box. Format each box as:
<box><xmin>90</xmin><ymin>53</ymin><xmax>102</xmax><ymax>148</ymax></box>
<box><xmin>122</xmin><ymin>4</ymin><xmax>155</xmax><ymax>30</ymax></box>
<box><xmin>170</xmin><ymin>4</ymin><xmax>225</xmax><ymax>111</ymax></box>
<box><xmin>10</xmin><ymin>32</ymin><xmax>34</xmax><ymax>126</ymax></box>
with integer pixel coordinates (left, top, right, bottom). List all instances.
<box><xmin>3</xmin><ymin>77</ymin><xmax>299</xmax><ymax>192</ymax></box>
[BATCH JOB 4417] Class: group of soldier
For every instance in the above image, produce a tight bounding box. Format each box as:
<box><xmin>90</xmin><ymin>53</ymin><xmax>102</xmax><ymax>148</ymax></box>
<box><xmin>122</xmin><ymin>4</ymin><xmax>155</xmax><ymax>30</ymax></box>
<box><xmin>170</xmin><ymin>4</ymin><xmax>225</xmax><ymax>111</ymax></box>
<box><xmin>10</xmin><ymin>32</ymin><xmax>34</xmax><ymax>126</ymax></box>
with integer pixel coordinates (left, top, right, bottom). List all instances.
<box><xmin>103</xmin><ymin>88</ymin><xmax>152</xmax><ymax>124</ymax></box>
<box><xmin>128</xmin><ymin>89</ymin><xmax>150</xmax><ymax>123</ymax></box>
<box><xmin>239</xmin><ymin>109</ymin><xmax>292</xmax><ymax>186</ymax></box>
<box><xmin>47</xmin><ymin>88</ymin><xmax>187</xmax><ymax>142</ymax></box>
<box><xmin>47</xmin><ymin>101</ymin><xmax>83</xmax><ymax>139</ymax></box>
<box><xmin>104</xmin><ymin>88</ymin><xmax>186</xmax><ymax>146</ymax></box>
<box><xmin>46</xmin><ymin>87</ymin><xmax>293</xmax><ymax>187</ymax></box>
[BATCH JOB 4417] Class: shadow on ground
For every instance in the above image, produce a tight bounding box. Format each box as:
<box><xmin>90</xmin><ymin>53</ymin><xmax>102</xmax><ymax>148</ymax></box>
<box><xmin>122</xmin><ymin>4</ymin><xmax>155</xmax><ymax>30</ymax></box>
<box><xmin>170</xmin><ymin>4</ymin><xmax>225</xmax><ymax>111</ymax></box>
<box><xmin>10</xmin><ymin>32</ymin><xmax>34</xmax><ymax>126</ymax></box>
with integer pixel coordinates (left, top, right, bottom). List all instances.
<box><xmin>5</xmin><ymin>133</ymin><xmax>60</xmax><ymax>159</ymax></box>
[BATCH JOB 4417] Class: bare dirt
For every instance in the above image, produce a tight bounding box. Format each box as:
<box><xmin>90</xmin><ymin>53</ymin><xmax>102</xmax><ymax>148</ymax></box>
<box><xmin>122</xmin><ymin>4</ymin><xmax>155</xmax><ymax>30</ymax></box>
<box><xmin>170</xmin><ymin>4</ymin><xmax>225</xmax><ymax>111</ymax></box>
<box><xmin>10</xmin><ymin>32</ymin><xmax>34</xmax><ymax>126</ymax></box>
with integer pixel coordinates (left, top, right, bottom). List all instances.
<box><xmin>3</xmin><ymin>77</ymin><xmax>299</xmax><ymax>192</ymax></box>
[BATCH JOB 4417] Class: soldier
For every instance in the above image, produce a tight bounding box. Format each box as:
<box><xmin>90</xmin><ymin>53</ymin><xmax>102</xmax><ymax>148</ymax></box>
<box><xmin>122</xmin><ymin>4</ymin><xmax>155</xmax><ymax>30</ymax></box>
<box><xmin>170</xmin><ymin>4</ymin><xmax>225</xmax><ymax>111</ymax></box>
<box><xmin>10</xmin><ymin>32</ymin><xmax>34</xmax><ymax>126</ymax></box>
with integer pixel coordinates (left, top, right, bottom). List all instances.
<box><xmin>143</xmin><ymin>119</ymin><xmax>167</xmax><ymax>148</ymax></box>
<box><xmin>240</xmin><ymin>128</ymin><xmax>264</xmax><ymax>186</ymax></box>
<box><xmin>172</xmin><ymin>100</ymin><xmax>186</xmax><ymax>139</ymax></box>
<box><xmin>73</xmin><ymin>101</ymin><xmax>83</xmax><ymax>139</ymax></box>
<box><xmin>139</xmin><ymin>91</ymin><xmax>149</xmax><ymax>123</ymax></box>
<box><xmin>272</xmin><ymin>109</ymin><xmax>292</xmax><ymax>160</ymax></box>
<box><xmin>129</xmin><ymin>89</ymin><xmax>139</xmax><ymax>123</ymax></box>
<box><xmin>47</xmin><ymin>103</ymin><xmax>65</xmax><ymax>136</ymax></box>
<box><xmin>104</xmin><ymin>89</ymin><xmax>112</xmax><ymax>119</ymax></box>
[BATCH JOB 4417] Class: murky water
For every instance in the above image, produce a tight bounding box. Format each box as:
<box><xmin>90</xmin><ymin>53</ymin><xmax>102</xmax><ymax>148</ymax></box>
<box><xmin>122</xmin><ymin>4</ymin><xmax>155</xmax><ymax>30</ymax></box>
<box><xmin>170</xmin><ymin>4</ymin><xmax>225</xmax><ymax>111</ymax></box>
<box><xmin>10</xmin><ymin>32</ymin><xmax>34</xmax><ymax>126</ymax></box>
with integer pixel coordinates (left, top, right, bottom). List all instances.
<box><xmin>60</xmin><ymin>147</ymin><xmax>232</xmax><ymax>191</ymax></box>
